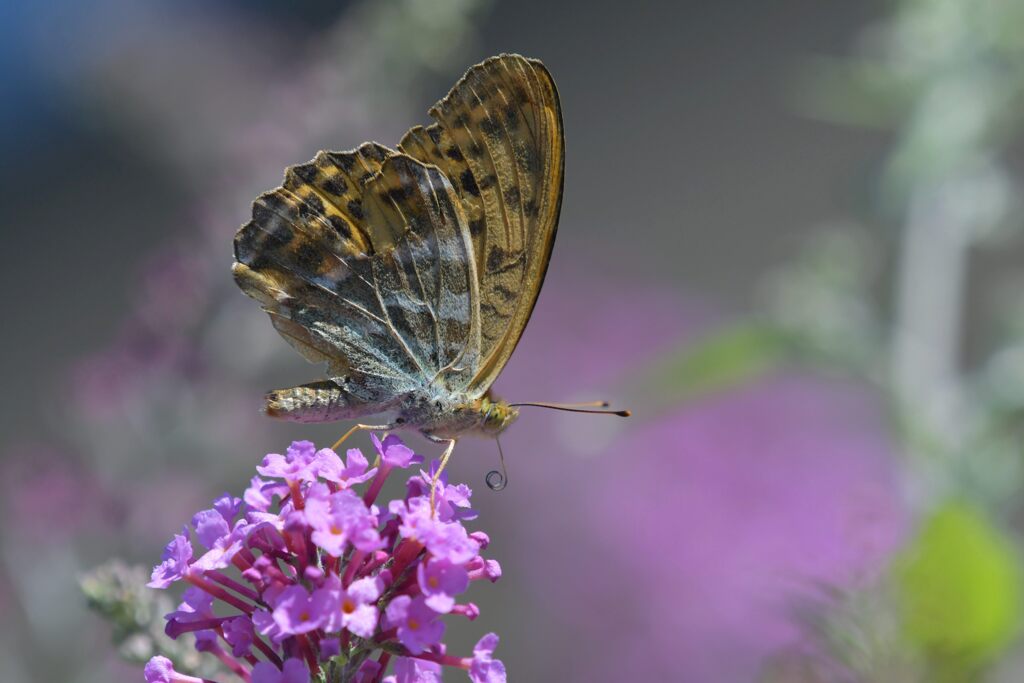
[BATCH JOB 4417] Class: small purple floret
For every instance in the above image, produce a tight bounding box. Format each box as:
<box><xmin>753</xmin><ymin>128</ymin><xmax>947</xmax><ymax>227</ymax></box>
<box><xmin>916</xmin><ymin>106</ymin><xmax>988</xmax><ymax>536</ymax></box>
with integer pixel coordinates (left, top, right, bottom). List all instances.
<box><xmin>372</xmin><ymin>433</ymin><xmax>421</xmax><ymax>468</ymax></box>
<box><xmin>251</xmin><ymin>659</ymin><xmax>310</xmax><ymax>683</ymax></box>
<box><xmin>418</xmin><ymin>559</ymin><xmax>469</xmax><ymax>613</ymax></box>
<box><xmin>148</xmin><ymin>526</ymin><xmax>193</xmax><ymax>588</ymax></box>
<box><xmin>385</xmin><ymin>656</ymin><xmax>443</xmax><ymax>683</ymax></box>
<box><xmin>386</xmin><ymin>595</ymin><xmax>446</xmax><ymax>655</ymax></box>
<box><xmin>468</xmin><ymin>633</ymin><xmax>506</xmax><ymax>683</ymax></box>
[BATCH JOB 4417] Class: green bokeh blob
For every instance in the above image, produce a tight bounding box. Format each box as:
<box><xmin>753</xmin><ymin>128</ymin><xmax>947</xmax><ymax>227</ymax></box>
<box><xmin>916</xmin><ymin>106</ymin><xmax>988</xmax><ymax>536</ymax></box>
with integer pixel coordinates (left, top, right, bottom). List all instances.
<box><xmin>896</xmin><ymin>501</ymin><xmax>1022</xmax><ymax>678</ymax></box>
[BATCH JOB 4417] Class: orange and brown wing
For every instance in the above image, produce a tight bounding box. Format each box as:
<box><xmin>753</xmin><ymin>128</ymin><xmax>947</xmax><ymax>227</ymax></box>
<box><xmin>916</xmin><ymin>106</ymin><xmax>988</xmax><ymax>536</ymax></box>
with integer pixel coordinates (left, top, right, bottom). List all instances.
<box><xmin>399</xmin><ymin>53</ymin><xmax>564</xmax><ymax>394</ymax></box>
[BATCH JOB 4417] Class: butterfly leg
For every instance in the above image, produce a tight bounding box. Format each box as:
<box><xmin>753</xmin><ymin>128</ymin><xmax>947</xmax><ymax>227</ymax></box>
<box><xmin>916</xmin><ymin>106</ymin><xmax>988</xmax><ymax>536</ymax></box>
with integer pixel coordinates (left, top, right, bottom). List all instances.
<box><xmin>429</xmin><ymin>438</ymin><xmax>458</xmax><ymax>517</ymax></box>
<box><xmin>331</xmin><ymin>423</ymin><xmax>396</xmax><ymax>451</ymax></box>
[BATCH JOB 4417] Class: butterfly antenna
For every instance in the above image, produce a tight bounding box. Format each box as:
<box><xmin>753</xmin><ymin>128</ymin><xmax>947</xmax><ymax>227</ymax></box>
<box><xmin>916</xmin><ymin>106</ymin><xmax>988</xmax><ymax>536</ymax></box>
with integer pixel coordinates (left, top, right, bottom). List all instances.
<box><xmin>486</xmin><ymin>436</ymin><xmax>509</xmax><ymax>492</ymax></box>
<box><xmin>510</xmin><ymin>401</ymin><xmax>631</xmax><ymax>417</ymax></box>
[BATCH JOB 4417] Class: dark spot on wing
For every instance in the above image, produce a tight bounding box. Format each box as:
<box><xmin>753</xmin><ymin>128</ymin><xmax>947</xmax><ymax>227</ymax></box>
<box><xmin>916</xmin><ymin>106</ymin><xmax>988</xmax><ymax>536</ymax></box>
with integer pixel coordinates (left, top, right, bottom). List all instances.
<box><xmin>494</xmin><ymin>283</ymin><xmax>517</xmax><ymax>302</ymax></box>
<box><xmin>360</xmin><ymin>144</ymin><xmax>387</xmax><ymax>162</ymax></box>
<box><xmin>469</xmin><ymin>218</ymin><xmax>485</xmax><ymax>236</ymax></box>
<box><xmin>322</xmin><ymin>175</ymin><xmax>347</xmax><ymax>195</ymax></box>
<box><xmin>502</xmin><ymin>186</ymin><xmax>520</xmax><ymax>210</ymax></box>
<box><xmin>386</xmin><ymin>184</ymin><xmax>413</xmax><ymax>203</ymax></box>
<box><xmin>253</xmin><ymin>216</ymin><xmax>293</xmax><ymax>251</ymax></box>
<box><xmin>504</xmin><ymin>104</ymin><xmax>518</xmax><ymax>127</ymax></box>
<box><xmin>479</xmin><ymin>116</ymin><xmax>501</xmax><ymax>138</ymax></box>
<box><xmin>259</xmin><ymin>192</ymin><xmax>294</xmax><ymax>216</ymax></box>
<box><xmin>292</xmin><ymin>163</ymin><xmax>319</xmax><ymax>183</ymax></box>
<box><xmin>328</xmin><ymin>215</ymin><xmax>353</xmax><ymax>240</ymax></box>
<box><xmin>523</xmin><ymin>199</ymin><xmax>539</xmax><ymax>217</ymax></box>
<box><xmin>445</xmin><ymin>146</ymin><xmax>464</xmax><ymax>162</ymax></box>
<box><xmin>328</xmin><ymin>152</ymin><xmax>357</xmax><ymax>172</ymax></box>
<box><xmin>298</xmin><ymin>195</ymin><xmax>325</xmax><ymax>218</ymax></box>
<box><xmin>294</xmin><ymin>241</ymin><xmax>323</xmax><ymax>270</ymax></box>
<box><xmin>487</xmin><ymin>246</ymin><xmax>505</xmax><ymax>272</ymax></box>
<box><xmin>347</xmin><ymin>199</ymin><xmax>364</xmax><ymax>220</ymax></box>
<box><xmin>427</xmin><ymin>126</ymin><xmax>442</xmax><ymax>144</ymax></box>
<box><xmin>481</xmin><ymin>302</ymin><xmax>501</xmax><ymax>317</ymax></box>
<box><xmin>486</xmin><ymin>248</ymin><xmax>525</xmax><ymax>275</ymax></box>
<box><xmin>517</xmin><ymin>143</ymin><xmax>540</xmax><ymax>174</ymax></box>
<box><xmin>460</xmin><ymin>169</ymin><xmax>480</xmax><ymax>197</ymax></box>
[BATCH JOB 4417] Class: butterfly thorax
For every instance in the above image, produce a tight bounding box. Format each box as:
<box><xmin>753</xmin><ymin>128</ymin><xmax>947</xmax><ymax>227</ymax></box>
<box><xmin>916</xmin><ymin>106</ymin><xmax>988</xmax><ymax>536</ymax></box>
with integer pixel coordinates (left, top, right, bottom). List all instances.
<box><xmin>401</xmin><ymin>393</ymin><xmax>519</xmax><ymax>441</ymax></box>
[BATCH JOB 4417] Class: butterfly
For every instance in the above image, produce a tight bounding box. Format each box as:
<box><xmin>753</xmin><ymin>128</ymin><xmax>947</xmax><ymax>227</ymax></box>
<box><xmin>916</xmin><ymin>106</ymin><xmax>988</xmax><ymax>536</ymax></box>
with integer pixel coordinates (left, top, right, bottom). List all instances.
<box><xmin>232</xmin><ymin>54</ymin><xmax>626</xmax><ymax>494</ymax></box>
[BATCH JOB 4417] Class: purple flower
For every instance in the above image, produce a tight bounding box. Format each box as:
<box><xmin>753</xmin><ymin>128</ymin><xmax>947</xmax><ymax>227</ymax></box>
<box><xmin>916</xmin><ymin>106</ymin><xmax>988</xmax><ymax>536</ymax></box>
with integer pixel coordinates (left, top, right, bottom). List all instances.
<box><xmin>213</xmin><ymin>493</ymin><xmax>243</xmax><ymax>523</ymax></box>
<box><xmin>307</xmin><ymin>489</ymin><xmax>383</xmax><ymax>557</ymax></box>
<box><xmin>144</xmin><ymin>656</ymin><xmax>206</xmax><ymax>683</ymax></box>
<box><xmin>272</xmin><ymin>585</ymin><xmax>327</xmax><ymax>636</ymax></box>
<box><xmin>315</xmin><ymin>447</ymin><xmax>377</xmax><ymax>488</ymax></box>
<box><xmin>315</xmin><ymin>573</ymin><xmax>379</xmax><ymax>637</ymax></box>
<box><xmin>144</xmin><ymin>435</ymin><xmax>501</xmax><ymax>681</ymax></box>
<box><xmin>252</xmin><ymin>607</ymin><xmax>282</xmax><ymax>643</ymax></box>
<box><xmin>385</xmin><ymin>595</ymin><xmax>445</xmax><ymax>655</ymax></box>
<box><xmin>251</xmin><ymin>659</ymin><xmax>310</xmax><ymax>683</ymax></box>
<box><xmin>191</xmin><ymin>508</ymin><xmax>230</xmax><ymax>549</ymax></box>
<box><xmin>223</xmin><ymin>615</ymin><xmax>255</xmax><ymax>657</ymax></box>
<box><xmin>467</xmin><ymin>558</ymin><xmax>502</xmax><ymax>584</ymax></box>
<box><xmin>244</xmin><ymin>476</ymin><xmax>287</xmax><ymax>511</ymax></box>
<box><xmin>148</xmin><ymin>526</ymin><xmax>193</xmax><ymax>588</ymax></box>
<box><xmin>164</xmin><ymin>586</ymin><xmax>216</xmax><ymax>639</ymax></box>
<box><xmin>190</xmin><ymin>521</ymin><xmax>246</xmax><ymax>572</ymax></box>
<box><xmin>384</xmin><ymin>657</ymin><xmax>443</xmax><ymax>683</ymax></box>
<box><xmin>417</xmin><ymin>559</ymin><xmax>469</xmax><ymax>613</ymax></box>
<box><xmin>372</xmin><ymin>433</ymin><xmax>420</xmax><ymax>468</ymax></box>
<box><xmin>425</xmin><ymin>522</ymin><xmax>480</xmax><ymax>565</ymax></box>
<box><xmin>410</xmin><ymin>463</ymin><xmax>477</xmax><ymax>523</ymax></box>
<box><xmin>391</xmin><ymin>497</ymin><xmax>479</xmax><ymax>563</ymax></box>
<box><xmin>467</xmin><ymin>633</ymin><xmax>506</xmax><ymax>683</ymax></box>
<box><xmin>258</xmin><ymin>440</ymin><xmax>319</xmax><ymax>483</ymax></box>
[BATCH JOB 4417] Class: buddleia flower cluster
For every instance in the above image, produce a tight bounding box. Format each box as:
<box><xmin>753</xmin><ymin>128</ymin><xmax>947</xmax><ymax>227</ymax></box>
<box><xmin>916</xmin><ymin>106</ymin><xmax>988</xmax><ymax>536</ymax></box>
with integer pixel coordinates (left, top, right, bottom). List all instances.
<box><xmin>145</xmin><ymin>435</ymin><xmax>505</xmax><ymax>683</ymax></box>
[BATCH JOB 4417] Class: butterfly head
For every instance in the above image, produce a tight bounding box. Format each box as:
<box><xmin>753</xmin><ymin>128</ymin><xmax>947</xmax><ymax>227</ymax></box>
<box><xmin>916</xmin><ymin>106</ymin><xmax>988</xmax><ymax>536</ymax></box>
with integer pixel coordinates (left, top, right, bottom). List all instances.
<box><xmin>477</xmin><ymin>396</ymin><xmax>519</xmax><ymax>436</ymax></box>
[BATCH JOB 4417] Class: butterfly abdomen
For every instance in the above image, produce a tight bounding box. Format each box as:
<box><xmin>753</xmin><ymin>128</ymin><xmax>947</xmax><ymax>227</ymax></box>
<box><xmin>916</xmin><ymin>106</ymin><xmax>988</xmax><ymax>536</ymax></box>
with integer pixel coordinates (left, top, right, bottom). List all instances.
<box><xmin>264</xmin><ymin>381</ymin><xmax>367</xmax><ymax>424</ymax></box>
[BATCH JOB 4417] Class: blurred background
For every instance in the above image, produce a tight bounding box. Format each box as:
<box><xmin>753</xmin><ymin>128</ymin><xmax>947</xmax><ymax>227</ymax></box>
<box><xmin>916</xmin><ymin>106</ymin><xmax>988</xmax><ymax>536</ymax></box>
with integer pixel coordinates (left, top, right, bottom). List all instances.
<box><xmin>4</xmin><ymin>0</ymin><xmax>1024</xmax><ymax>681</ymax></box>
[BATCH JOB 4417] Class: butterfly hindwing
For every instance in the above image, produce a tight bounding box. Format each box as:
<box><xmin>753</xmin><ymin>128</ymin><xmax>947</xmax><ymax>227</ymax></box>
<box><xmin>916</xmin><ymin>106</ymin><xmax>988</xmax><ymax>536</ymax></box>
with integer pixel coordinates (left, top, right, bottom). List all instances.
<box><xmin>360</xmin><ymin>154</ymin><xmax>481</xmax><ymax>390</ymax></box>
<box><xmin>399</xmin><ymin>53</ymin><xmax>564</xmax><ymax>395</ymax></box>
<box><xmin>233</xmin><ymin>152</ymin><xmax>481</xmax><ymax>410</ymax></box>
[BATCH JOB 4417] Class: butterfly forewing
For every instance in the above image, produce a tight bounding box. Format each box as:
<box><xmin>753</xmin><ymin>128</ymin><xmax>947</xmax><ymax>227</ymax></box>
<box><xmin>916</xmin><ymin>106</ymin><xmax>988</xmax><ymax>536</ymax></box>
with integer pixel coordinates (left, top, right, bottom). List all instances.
<box><xmin>399</xmin><ymin>54</ymin><xmax>564</xmax><ymax>395</ymax></box>
<box><xmin>233</xmin><ymin>152</ymin><xmax>481</xmax><ymax>410</ymax></box>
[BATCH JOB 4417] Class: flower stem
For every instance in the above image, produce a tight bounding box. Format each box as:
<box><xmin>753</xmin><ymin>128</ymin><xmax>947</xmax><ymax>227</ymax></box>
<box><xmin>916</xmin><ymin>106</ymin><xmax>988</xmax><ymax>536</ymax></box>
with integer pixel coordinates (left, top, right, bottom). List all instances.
<box><xmin>186</xmin><ymin>573</ymin><xmax>255</xmax><ymax>615</ymax></box>
<box><xmin>363</xmin><ymin>464</ymin><xmax>393</xmax><ymax>507</ymax></box>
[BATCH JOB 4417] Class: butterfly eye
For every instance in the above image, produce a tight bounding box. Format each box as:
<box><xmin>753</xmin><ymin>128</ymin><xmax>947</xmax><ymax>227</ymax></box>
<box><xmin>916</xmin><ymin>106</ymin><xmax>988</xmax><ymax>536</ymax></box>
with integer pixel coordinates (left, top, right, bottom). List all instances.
<box><xmin>395</xmin><ymin>417</ymin><xmax>406</xmax><ymax>425</ymax></box>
